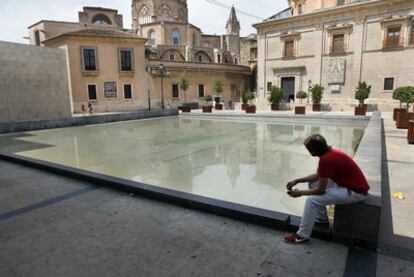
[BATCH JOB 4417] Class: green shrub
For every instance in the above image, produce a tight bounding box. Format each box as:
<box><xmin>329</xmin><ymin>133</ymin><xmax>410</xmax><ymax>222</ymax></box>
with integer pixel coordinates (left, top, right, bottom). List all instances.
<box><xmin>296</xmin><ymin>91</ymin><xmax>307</xmax><ymax>104</ymax></box>
<box><xmin>267</xmin><ymin>86</ymin><xmax>284</xmax><ymax>106</ymax></box>
<box><xmin>246</xmin><ymin>91</ymin><xmax>255</xmax><ymax>105</ymax></box>
<box><xmin>311</xmin><ymin>84</ymin><xmax>324</xmax><ymax>105</ymax></box>
<box><xmin>214</xmin><ymin>79</ymin><xmax>223</xmax><ymax>95</ymax></box>
<box><xmin>240</xmin><ymin>90</ymin><xmax>249</xmax><ymax>104</ymax></box>
<box><xmin>355</xmin><ymin>82</ymin><xmax>372</xmax><ymax>106</ymax></box>
<box><xmin>393</xmin><ymin>86</ymin><xmax>414</xmax><ymax>110</ymax></box>
<box><xmin>204</xmin><ymin>95</ymin><xmax>213</xmax><ymax>104</ymax></box>
<box><xmin>179</xmin><ymin>75</ymin><xmax>189</xmax><ymax>104</ymax></box>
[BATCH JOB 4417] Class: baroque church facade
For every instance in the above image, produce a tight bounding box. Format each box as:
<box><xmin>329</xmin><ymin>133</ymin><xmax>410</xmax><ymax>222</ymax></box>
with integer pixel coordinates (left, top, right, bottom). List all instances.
<box><xmin>254</xmin><ymin>0</ymin><xmax>414</xmax><ymax>111</ymax></box>
<box><xmin>27</xmin><ymin>1</ymin><xmax>256</xmax><ymax>113</ymax></box>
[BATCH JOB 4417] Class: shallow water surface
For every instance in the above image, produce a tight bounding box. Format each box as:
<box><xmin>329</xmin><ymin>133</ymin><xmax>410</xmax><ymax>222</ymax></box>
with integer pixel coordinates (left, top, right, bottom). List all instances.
<box><xmin>0</xmin><ymin>116</ymin><xmax>367</xmax><ymax>216</ymax></box>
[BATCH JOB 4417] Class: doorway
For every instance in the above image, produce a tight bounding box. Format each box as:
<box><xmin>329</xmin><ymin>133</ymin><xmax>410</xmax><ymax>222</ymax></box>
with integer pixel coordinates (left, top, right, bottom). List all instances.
<box><xmin>281</xmin><ymin>77</ymin><xmax>295</xmax><ymax>102</ymax></box>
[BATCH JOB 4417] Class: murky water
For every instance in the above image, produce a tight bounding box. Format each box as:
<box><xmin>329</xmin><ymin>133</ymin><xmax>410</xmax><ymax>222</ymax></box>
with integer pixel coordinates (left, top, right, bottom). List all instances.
<box><xmin>0</xmin><ymin>116</ymin><xmax>367</xmax><ymax>216</ymax></box>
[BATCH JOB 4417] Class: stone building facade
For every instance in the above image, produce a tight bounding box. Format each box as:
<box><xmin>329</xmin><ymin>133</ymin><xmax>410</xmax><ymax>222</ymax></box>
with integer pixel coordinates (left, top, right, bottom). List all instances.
<box><xmin>254</xmin><ymin>0</ymin><xmax>414</xmax><ymax>111</ymax></box>
<box><xmin>28</xmin><ymin>2</ymin><xmax>256</xmax><ymax>113</ymax></box>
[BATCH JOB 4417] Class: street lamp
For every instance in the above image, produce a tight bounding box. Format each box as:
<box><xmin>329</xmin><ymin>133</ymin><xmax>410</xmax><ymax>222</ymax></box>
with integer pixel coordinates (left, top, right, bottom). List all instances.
<box><xmin>150</xmin><ymin>63</ymin><xmax>170</xmax><ymax>110</ymax></box>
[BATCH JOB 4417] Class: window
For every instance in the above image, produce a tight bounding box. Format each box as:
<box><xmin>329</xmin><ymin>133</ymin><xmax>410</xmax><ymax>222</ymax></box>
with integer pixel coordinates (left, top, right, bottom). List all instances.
<box><xmin>198</xmin><ymin>84</ymin><xmax>205</xmax><ymax>98</ymax></box>
<box><xmin>411</xmin><ymin>21</ymin><xmax>414</xmax><ymax>44</ymax></box>
<box><xmin>34</xmin><ymin>30</ymin><xmax>41</xmax><ymax>46</ymax></box>
<box><xmin>386</xmin><ymin>26</ymin><xmax>401</xmax><ymax>48</ymax></box>
<box><xmin>267</xmin><ymin>82</ymin><xmax>272</xmax><ymax>92</ymax></box>
<box><xmin>88</xmin><ymin>84</ymin><xmax>97</xmax><ymax>100</ymax></box>
<box><xmin>172</xmin><ymin>30</ymin><xmax>180</xmax><ymax>45</ymax></box>
<box><xmin>284</xmin><ymin>40</ymin><xmax>294</xmax><ymax>58</ymax></box>
<box><xmin>149</xmin><ymin>31</ymin><xmax>156</xmax><ymax>44</ymax></box>
<box><xmin>83</xmin><ymin>48</ymin><xmax>97</xmax><ymax>71</ymax></box>
<box><xmin>139</xmin><ymin>5</ymin><xmax>151</xmax><ymax>24</ymax></box>
<box><xmin>119</xmin><ymin>49</ymin><xmax>133</xmax><ymax>71</ymax></box>
<box><xmin>298</xmin><ymin>4</ymin><xmax>303</xmax><ymax>15</ymax></box>
<box><xmin>384</xmin><ymin>78</ymin><xmax>394</xmax><ymax>91</ymax></box>
<box><xmin>92</xmin><ymin>14</ymin><xmax>112</xmax><ymax>25</ymax></box>
<box><xmin>169</xmin><ymin>53</ymin><xmax>175</xmax><ymax>61</ymax></box>
<box><xmin>217</xmin><ymin>54</ymin><xmax>221</xmax><ymax>63</ymax></box>
<box><xmin>124</xmin><ymin>84</ymin><xmax>132</xmax><ymax>99</ymax></box>
<box><xmin>172</xmin><ymin>84</ymin><xmax>179</xmax><ymax>98</ymax></box>
<box><xmin>193</xmin><ymin>34</ymin><xmax>196</xmax><ymax>45</ymax></box>
<box><xmin>198</xmin><ymin>55</ymin><xmax>203</xmax><ymax>62</ymax></box>
<box><xmin>250</xmin><ymin>48</ymin><xmax>257</xmax><ymax>60</ymax></box>
<box><xmin>332</xmin><ymin>34</ymin><xmax>345</xmax><ymax>53</ymax></box>
<box><xmin>338</xmin><ymin>0</ymin><xmax>345</xmax><ymax>6</ymax></box>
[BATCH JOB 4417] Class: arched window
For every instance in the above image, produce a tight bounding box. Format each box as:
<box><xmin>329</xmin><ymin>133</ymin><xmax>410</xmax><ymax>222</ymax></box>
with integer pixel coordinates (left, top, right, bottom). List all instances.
<box><xmin>92</xmin><ymin>14</ymin><xmax>112</xmax><ymax>25</ymax></box>
<box><xmin>192</xmin><ymin>34</ymin><xmax>196</xmax><ymax>45</ymax></box>
<box><xmin>149</xmin><ymin>31</ymin><xmax>156</xmax><ymax>44</ymax></box>
<box><xmin>139</xmin><ymin>5</ymin><xmax>151</xmax><ymax>24</ymax></box>
<box><xmin>172</xmin><ymin>30</ymin><xmax>180</xmax><ymax>45</ymax></box>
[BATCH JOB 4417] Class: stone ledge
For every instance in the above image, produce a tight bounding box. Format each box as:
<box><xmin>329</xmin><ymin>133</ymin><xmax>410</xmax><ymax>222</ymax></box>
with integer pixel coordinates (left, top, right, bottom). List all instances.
<box><xmin>333</xmin><ymin>111</ymin><xmax>383</xmax><ymax>251</ymax></box>
<box><xmin>0</xmin><ymin>109</ymin><xmax>178</xmax><ymax>134</ymax></box>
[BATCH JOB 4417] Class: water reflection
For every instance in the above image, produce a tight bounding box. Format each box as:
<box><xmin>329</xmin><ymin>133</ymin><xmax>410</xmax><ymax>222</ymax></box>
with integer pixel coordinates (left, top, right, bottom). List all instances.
<box><xmin>0</xmin><ymin>117</ymin><xmax>367</xmax><ymax>216</ymax></box>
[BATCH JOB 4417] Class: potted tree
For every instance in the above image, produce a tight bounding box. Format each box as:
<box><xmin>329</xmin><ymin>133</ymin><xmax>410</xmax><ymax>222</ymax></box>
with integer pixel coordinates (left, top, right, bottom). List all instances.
<box><xmin>240</xmin><ymin>90</ymin><xmax>249</xmax><ymax>110</ymax></box>
<box><xmin>203</xmin><ymin>95</ymin><xmax>213</xmax><ymax>113</ymax></box>
<box><xmin>268</xmin><ymin>86</ymin><xmax>284</xmax><ymax>111</ymax></box>
<box><xmin>392</xmin><ymin>86</ymin><xmax>414</xmax><ymax>121</ymax></box>
<box><xmin>295</xmin><ymin>91</ymin><xmax>307</xmax><ymax>114</ymax></box>
<box><xmin>214</xmin><ymin>79</ymin><xmax>224</xmax><ymax>110</ymax></box>
<box><xmin>311</xmin><ymin>84</ymin><xmax>324</xmax><ymax>112</ymax></box>
<box><xmin>245</xmin><ymin>91</ymin><xmax>256</xmax><ymax>114</ymax></box>
<box><xmin>354</xmin><ymin>81</ymin><xmax>371</xmax><ymax>116</ymax></box>
<box><xmin>179</xmin><ymin>75</ymin><xmax>190</xmax><ymax>113</ymax></box>
<box><xmin>394</xmin><ymin>86</ymin><xmax>414</xmax><ymax>129</ymax></box>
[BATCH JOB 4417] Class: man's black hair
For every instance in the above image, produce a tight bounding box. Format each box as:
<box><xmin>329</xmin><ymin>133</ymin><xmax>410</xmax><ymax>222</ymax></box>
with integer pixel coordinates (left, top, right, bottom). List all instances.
<box><xmin>304</xmin><ymin>134</ymin><xmax>331</xmax><ymax>157</ymax></box>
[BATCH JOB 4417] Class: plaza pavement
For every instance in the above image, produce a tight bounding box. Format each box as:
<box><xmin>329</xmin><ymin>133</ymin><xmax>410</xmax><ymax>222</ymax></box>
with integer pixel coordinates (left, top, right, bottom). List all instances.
<box><xmin>0</xmin><ymin>112</ymin><xmax>413</xmax><ymax>277</ymax></box>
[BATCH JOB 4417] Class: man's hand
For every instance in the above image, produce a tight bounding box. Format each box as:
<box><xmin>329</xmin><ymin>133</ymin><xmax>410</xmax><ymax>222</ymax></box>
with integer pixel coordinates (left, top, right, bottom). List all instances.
<box><xmin>286</xmin><ymin>180</ymin><xmax>298</xmax><ymax>191</ymax></box>
<box><xmin>287</xmin><ymin>189</ymin><xmax>302</xmax><ymax>198</ymax></box>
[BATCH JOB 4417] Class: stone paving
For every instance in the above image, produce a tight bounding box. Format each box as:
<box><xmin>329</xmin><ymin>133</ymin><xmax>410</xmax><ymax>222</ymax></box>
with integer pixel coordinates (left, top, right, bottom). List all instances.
<box><xmin>0</xmin><ymin>112</ymin><xmax>413</xmax><ymax>277</ymax></box>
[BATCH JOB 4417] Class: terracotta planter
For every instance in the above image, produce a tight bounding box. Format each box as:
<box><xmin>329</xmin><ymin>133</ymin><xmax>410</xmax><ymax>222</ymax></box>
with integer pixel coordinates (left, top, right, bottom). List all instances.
<box><xmin>312</xmin><ymin>104</ymin><xmax>321</xmax><ymax>112</ymax></box>
<box><xmin>295</xmin><ymin>106</ymin><xmax>306</xmax><ymax>115</ymax></box>
<box><xmin>393</xmin><ymin>108</ymin><xmax>407</xmax><ymax>121</ymax></box>
<box><xmin>396</xmin><ymin>112</ymin><xmax>414</xmax><ymax>129</ymax></box>
<box><xmin>355</xmin><ymin>106</ymin><xmax>367</xmax><ymax>116</ymax></box>
<box><xmin>246</xmin><ymin>105</ymin><xmax>256</xmax><ymax>114</ymax></box>
<box><xmin>202</xmin><ymin>106</ymin><xmax>212</xmax><ymax>113</ymax></box>
<box><xmin>271</xmin><ymin>104</ymin><xmax>279</xmax><ymax>111</ymax></box>
<box><xmin>408</xmin><ymin>120</ymin><xmax>414</xmax><ymax>144</ymax></box>
<box><xmin>181</xmin><ymin>106</ymin><xmax>191</xmax><ymax>113</ymax></box>
<box><xmin>241</xmin><ymin>104</ymin><xmax>248</xmax><ymax>111</ymax></box>
<box><xmin>215</xmin><ymin>104</ymin><xmax>223</xmax><ymax>110</ymax></box>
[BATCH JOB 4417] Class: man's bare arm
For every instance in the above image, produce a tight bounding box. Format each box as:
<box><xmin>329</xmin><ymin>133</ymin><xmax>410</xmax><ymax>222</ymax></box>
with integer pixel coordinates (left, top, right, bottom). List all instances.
<box><xmin>286</xmin><ymin>173</ymin><xmax>319</xmax><ymax>190</ymax></box>
<box><xmin>287</xmin><ymin>177</ymin><xmax>329</xmax><ymax>197</ymax></box>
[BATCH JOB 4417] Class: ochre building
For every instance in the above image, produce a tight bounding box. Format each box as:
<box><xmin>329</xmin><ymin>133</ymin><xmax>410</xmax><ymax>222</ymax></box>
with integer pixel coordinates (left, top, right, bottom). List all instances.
<box><xmin>28</xmin><ymin>2</ymin><xmax>256</xmax><ymax>113</ymax></box>
<box><xmin>254</xmin><ymin>0</ymin><xmax>414</xmax><ymax>111</ymax></box>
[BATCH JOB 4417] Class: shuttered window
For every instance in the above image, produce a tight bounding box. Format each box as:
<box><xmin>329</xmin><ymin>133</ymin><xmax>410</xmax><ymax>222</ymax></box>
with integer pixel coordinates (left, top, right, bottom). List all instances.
<box><xmin>332</xmin><ymin>34</ymin><xmax>345</xmax><ymax>53</ymax></box>
<box><xmin>411</xmin><ymin>22</ymin><xmax>414</xmax><ymax>44</ymax></box>
<box><xmin>284</xmin><ymin>40</ymin><xmax>294</xmax><ymax>58</ymax></box>
<box><xmin>386</xmin><ymin>27</ymin><xmax>401</xmax><ymax>48</ymax></box>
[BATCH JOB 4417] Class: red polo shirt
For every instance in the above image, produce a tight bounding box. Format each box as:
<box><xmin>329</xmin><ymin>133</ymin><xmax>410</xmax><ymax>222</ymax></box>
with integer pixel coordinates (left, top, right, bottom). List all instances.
<box><xmin>317</xmin><ymin>147</ymin><xmax>370</xmax><ymax>195</ymax></box>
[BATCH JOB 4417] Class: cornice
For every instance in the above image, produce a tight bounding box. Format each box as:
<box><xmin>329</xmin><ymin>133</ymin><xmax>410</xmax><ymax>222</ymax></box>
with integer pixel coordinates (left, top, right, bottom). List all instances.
<box><xmin>255</xmin><ymin>0</ymin><xmax>414</xmax><ymax>33</ymax></box>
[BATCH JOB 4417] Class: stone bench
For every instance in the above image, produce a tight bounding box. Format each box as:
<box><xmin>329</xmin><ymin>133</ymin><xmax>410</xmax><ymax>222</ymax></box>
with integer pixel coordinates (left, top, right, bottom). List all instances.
<box><xmin>332</xmin><ymin>112</ymin><xmax>382</xmax><ymax>250</ymax></box>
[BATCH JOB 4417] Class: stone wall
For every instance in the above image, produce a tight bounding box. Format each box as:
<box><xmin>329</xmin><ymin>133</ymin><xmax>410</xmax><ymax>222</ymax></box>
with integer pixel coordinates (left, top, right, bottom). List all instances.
<box><xmin>0</xmin><ymin>41</ymin><xmax>72</xmax><ymax>123</ymax></box>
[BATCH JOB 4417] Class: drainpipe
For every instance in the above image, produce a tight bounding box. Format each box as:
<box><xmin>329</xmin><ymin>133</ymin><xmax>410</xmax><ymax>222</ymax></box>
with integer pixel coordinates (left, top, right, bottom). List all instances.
<box><xmin>319</xmin><ymin>24</ymin><xmax>325</xmax><ymax>85</ymax></box>
<box><xmin>359</xmin><ymin>18</ymin><xmax>367</xmax><ymax>82</ymax></box>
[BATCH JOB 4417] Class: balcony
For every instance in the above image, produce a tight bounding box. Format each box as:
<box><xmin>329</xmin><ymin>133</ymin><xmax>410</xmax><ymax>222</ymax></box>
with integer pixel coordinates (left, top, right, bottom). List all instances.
<box><xmin>382</xmin><ymin>37</ymin><xmax>404</xmax><ymax>50</ymax></box>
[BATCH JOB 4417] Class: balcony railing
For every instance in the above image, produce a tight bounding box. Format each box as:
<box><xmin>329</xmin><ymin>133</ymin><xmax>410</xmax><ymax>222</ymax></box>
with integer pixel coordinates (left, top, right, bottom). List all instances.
<box><xmin>382</xmin><ymin>37</ymin><xmax>404</xmax><ymax>49</ymax></box>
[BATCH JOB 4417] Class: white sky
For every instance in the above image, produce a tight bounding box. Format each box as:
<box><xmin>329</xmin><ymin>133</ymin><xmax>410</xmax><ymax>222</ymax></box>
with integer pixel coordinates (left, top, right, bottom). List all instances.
<box><xmin>0</xmin><ymin>0</ymin><xmax>287</xmax><ymax>44</ymax></box>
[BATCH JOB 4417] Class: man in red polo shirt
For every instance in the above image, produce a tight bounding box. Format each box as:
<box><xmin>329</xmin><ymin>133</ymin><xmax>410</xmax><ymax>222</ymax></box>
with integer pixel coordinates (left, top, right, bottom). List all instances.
<box><xmin>284</xmin><ymin>134</ymin><xmax>370</xmax><ymax>244</ymax></box>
